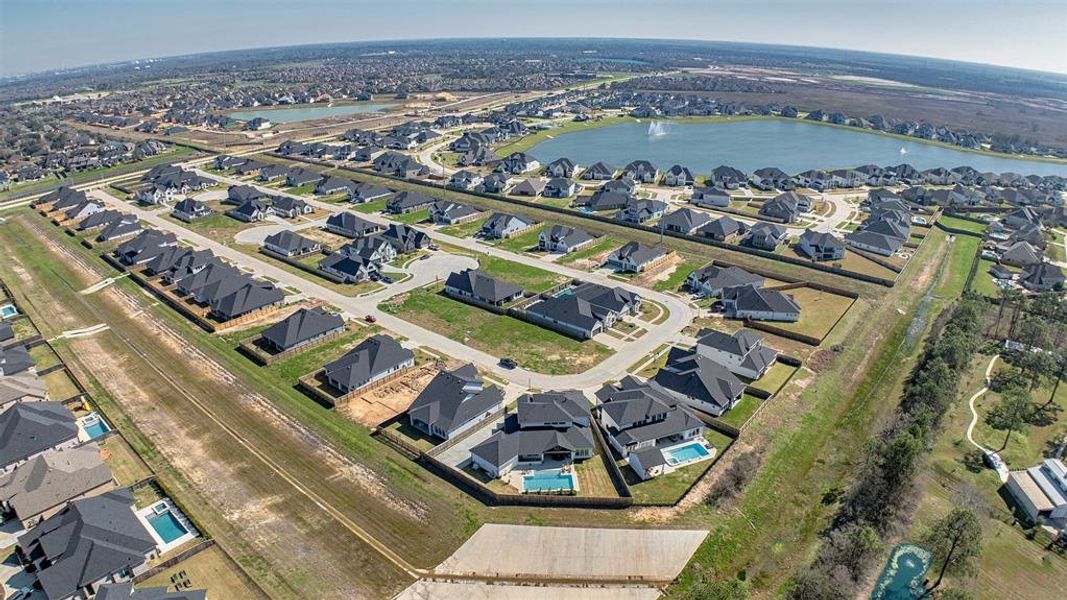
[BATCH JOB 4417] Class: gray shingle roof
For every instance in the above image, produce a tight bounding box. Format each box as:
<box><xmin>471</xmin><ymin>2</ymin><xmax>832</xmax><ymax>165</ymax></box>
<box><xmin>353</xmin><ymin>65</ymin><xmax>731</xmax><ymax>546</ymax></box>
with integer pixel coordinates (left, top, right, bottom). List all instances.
<box><xmin>260</xmin><ymin>307</ymin><xmax>344</xmax><ymax>352</ymax></box>
<box><xmin>0</xmin><ymin>402</ymin><xmax>78</xmax><ymax>468</ymax></box>
<box><xmin>407</xmin><ymin>365</ymin><xmax>503</xmax><ymax>437</ymax></box>
<box><xmin>445</xmin><ymin>269</ymin><xmax>523</xmax><ymax>304</ymax></box>
<box><xmin>324</xmin><ymin>335</ymin><xmax>413</xmax><ymax>391</ymax></box>
<box><xmin>0</xmin><ymin>443</ymin><xmax>113</xmax><ymax>522</ymax></box>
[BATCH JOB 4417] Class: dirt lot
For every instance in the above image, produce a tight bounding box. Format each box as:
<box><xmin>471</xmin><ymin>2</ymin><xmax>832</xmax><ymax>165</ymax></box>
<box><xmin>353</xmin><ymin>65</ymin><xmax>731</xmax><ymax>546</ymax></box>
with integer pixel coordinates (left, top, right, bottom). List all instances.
<box><xmin>395</xmin><ymin>582</ymin><xmax>662</xmax><ymax>600</ymax></box>
<box><xmin>338</xmin><ymin>364</ymin><xmax>440</xmax><ymax>426</ymax></box>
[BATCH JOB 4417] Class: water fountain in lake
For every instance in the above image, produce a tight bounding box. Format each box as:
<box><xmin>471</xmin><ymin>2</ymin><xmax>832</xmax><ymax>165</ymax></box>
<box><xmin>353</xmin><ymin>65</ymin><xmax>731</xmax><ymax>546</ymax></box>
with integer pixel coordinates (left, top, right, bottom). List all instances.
<box><xmin>648</xmin><ymin>121</ymin><xmax>668</xmax><ymax>137</ymax></box>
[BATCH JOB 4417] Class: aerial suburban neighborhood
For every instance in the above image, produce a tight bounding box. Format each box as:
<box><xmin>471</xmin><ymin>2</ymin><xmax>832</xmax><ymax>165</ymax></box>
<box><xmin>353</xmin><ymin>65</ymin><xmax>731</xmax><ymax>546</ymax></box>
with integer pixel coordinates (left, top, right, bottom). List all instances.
<box><xmin>0</xmin><ymin>5</ymin><xmax>1065</xmax><ymax>600</ymax></box>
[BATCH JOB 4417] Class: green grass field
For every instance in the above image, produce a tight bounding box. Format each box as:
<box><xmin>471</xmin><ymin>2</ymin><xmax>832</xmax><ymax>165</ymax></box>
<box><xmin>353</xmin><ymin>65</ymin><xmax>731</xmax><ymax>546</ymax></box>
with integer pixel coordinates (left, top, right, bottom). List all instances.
<box><xmin>379</xmin><ymin>287</ymin><xmax>611</xmax><ymax>375</ymax></box>
<box><xmin>938</xmin><ymin>215</ymin><xmax>989</xmax><ymax>234</ymax></box>
<box><xmin>556</xmin><ymin>237</ymin><xmax>618</xmax><ymax>267</ymax></box>
<box><xmin>439</xmin><ymin>216</ymin><xmax>489</xmax><ymax>238</ymax></box>
<box><xmin>467</xmin><ymin>253</ymin><xmax>567</xmax><ymax>292</ymax></box>
<box><xmin>390</xmin><ymin>207</ymin><xmax>430</xmax><ymax>225</ymax></box>
<box><xmin>768</xmin><ymin>286</ymin><xmax>856</xmax><ymax>341</ymax></box>
<box><xmin>653</xmin><ymin>259</ymin><xmax>703</xmax><ymax>292</ymax></box>
<box><xmin>718</xmin><ymin>393</ymin><xmax>765</xmax><ymax>428</ymax></box>
<box><xmin>624</xmin><ymin>430</ymin><xmax>734</xmax><ymax>504</ymax></box>
<box><xmin>494</xmin><ymin>224</ymin><xmax>547</xmax><ymax>253</ymax></box>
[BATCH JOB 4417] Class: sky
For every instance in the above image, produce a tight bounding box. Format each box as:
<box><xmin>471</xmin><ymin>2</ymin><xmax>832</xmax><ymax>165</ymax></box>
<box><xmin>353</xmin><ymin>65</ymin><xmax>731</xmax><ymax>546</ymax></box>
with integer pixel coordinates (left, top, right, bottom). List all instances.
<box><xmin>2</xmin><ymin>0</ymin><xmax>1066</xmax><ymax>77</ymax></box>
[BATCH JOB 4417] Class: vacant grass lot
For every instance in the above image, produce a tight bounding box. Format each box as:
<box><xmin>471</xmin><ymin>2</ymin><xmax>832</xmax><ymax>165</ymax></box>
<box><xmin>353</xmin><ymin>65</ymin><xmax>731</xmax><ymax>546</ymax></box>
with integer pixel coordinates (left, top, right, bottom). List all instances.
<box><xmin>938</xmin><ymin>215</ymin><xmax>989</xmax><ymax>234</ymax></box>
<box><xmin>142</xmin><ymin>545</ymin><xmax>268</xmax><ymax>599</ymax></box>
<box><xmin>163</xmin><ymin>211</ymin><xmax>249</xmax><ymax>245</ymax></box>
<box><xmin>379</xmin><ymin>287</ymin><xmax>611</xmax><ymax>375</ymax></box>
<box><xmin>353</xmin><ymin>198</ymin><xmax>389</xmax><ymax>213</ymax></box>
<box><xmin>389</xmin><ymin>208</ymin><xmax>430</xmax><ymax>225</ymax></box>
<box><xmin>41</xmin><ymin>368</ymin><xmax>81</xmax><ymax>400</ymax></box>
<box><xmin>467</xmin><ymin>254</ymin><xmax>567</xmax><ymax>293</ymax></box>
<box><xmin>439</xmin><ymin>216</ymin><xmax>488</xmax><ymax>238</ymax></box>
<box><xmin>494</xmin><ymin>224</ymin><xmax>547</xmax><ymax>253</ymax></box>
<box><xmin>100</xmin><ymin>434</ymin><xmax>154</xmax><ymax>486</ymax></box>
<box><xmin>556</xmin><ymin>237</ymin><xmax>618</xmax><ymax>268</ymax></box>
<box><xmin>769</xmin><ymin>286</ymin><xmax>856</xmax><ymax>341</ymax></box>
<box><xmin>653</xmin><ymin>259</ymin><xmax>703</xmax><ymax>292</ymax></box>
<box><xmin>234</xmin><ymin>243</ymin><xmax>383</xmax><ymax>297</ymax></box>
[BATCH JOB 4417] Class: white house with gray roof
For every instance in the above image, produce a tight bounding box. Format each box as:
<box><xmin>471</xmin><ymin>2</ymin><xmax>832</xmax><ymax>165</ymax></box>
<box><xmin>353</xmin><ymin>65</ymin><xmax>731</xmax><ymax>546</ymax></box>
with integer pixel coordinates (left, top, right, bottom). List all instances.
<box><xmin>408</xmin><ymin>364</ymin><xmax>504</xmax><ymax>441</ymax></box>
<box><xmin>538</xmin><ymin>225</ymin><xmax>595</xmax><ymax>253</ymax></box>
<box><xmin>323</xmin><ymin>335</ymin><xmax>414</xmax><ymax>395</ymax></box>
<box><xmin>695</xmin><ymin>328</ymin><xmax>778</xmax><ymax>379</ymax></box>
<box><xmin>444</xmin><ymin>269</ymin><xmax>524</xmax><ymax>306</ymax></box>
<box><xmin>1006</xmin><ymin>458</ymin><xmax>1067</xmax><ymax>531</ymax></box>
<box><xmin>0</xmin><ymin>443</ymin><xmax>115</xmax><ymax>528</ymax></box>
<box><xmin>607</xmin><ymin>241</ymin><xmax>668</xmax><ymax>273</ymax></box>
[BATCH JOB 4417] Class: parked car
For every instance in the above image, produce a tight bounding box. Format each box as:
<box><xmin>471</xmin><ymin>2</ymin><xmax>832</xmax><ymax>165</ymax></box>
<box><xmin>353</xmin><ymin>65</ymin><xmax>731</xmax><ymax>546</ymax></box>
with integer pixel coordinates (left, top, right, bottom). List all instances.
<box><xmin>499</xmin><ymin>357</ymin><xmax>517</xmax><ymax>369</ymax></box>
<box><xmin>380</xmin><ymin>275</ymin><xmax>395</xmax><ymax>284</ymax></box>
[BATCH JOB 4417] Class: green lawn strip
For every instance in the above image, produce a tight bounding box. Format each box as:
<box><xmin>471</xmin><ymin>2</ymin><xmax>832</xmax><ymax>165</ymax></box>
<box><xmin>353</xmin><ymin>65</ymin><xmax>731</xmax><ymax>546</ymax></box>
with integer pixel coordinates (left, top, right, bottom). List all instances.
<box><xmin>749</xmin><ymin>362</ymin><xmax>799</xmax><ymax>396</ymax></box>
<box><xmin>389</xmin><ymin>208</ymin><xmax>430</xmax><ymax>225</ymax></box>
<box><xmin>469</xmin><ymin>253</ymin><xmax>566</xmax><ymax>293</ymax></box>
<box><xmin>718</xmin><ymin>393</ymin><xmax>765</xmax><ymax>429</ymax></box>
<box><xmin>938</xmin><ymin>215</ymin><xmax>988</xmax><ymax>234</ymax></box>
<box><xmin>285</xmin><ymin>183</ymin><xmax>318</xmax><ymax>196</ymax></box>
<box><xmin>41</xmin><ymin>369</ymin><xmax>81</xmax><ymax>400</ymax></box>
<box><xmin>555</xmin><ymin>237</ymin><xmax>618</xmax><ymax>266</ymax></box>
<box><xmin>493</xmin><ymin>225</ymin><xmax>547</xmax><ymax>253</ymax></box>
<box><xmin>653</xmin><ymin>259</ymin><xmax>703</xmax><ymax>292</ymax></box>
<box><xmin>352</xmin><ymin>198</ymin><xmax>389</xmax><ymax>214</ymax></box>
<box><xmin>379</xmin><ymin>287</ymin><xmax>610</xmax><ymax>375</ymax></box>
<box><xmin>625</xmin><ymin>430</ymin><xmax>733</xmax><ymax>505</ymax></box>
<box><xmin>439</xmin><ymin>216</ymin><xmax>489</xmax><ymax>238</ymax></box>
<box><xmin>971</xmin><ymin>258</ymin><xmax>1005</xmax><ymax>298</ymax></box>
<box><xmin>769</xmin><ymin>287</ymin><xmax>855</xmax><ymax>340</ymax></box>
<box><xmin>933</xmin><ymin>235</ymin><xmax>981</xmax><ymax>298</ymax></box>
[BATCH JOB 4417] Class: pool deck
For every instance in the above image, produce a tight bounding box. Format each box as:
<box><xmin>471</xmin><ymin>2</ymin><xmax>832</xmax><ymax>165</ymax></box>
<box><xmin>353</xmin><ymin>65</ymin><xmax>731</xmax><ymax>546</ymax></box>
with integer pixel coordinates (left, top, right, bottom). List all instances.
<box><xmin>134</xmin><ymin>499</ymin><xmax>200</xmax><ymax>554</ymax></box>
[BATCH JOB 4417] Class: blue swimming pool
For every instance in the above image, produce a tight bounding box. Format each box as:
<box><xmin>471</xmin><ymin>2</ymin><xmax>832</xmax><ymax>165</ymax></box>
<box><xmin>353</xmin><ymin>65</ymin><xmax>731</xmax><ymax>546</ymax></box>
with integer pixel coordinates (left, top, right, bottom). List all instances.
<box><xmin>523</xmin><ymin>469</ymin><xmax>575</xmax><ymax>492</ymax></box>
<box><xmin>0</xmin><ymin>305</ymin><xmax>16</xmax><ymax>318</ymax></box>
<box><xmin>83</xmin><ymin>419</ymin><xmax>110</xmax><ymax>439</ymax></box>
<box><xmin>663</xmin><ymin>442</ymin><xmax>710</xmax><ymax>466</ymax></box>
<box><xmin>147</xmin><ymin>509</ymin><xmax>189</xmax><ymax>544</ymax></box>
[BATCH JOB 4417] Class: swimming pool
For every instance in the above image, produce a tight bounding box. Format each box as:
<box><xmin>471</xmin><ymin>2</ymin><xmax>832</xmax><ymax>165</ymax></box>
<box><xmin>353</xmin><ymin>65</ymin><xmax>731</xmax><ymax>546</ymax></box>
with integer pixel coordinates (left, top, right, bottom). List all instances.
<box><xmin>0</xmin><ymin>305</ymin><xmax>16</xmax><ymax>318</ymax></box>
<box><xmin>871</xmin><ymin>543</ymin><xmax>932</xmax><ymax>600</ymax></box>
<box><xmin>523</xmin><ymin>469</ymin><xmax>575</xmax><ymax>492</ymax></box>
<box><xmin>146</xmin><ymin>508</ymin><xmax>189</xmax><ymax>544</ymax></box>
<box><xmin>663</xmin><ymin>442</ymin><xmax>710</xmax><ymax>466</ymax></box>
<box><xmin>83</xmin><ymin>419</ymin><xmax>110</xmax><ymax>439</ymax></box>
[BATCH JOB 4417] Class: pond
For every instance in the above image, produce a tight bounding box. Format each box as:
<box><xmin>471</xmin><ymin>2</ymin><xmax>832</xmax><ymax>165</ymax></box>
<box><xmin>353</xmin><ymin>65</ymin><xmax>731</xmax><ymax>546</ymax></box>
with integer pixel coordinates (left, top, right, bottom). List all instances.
<box><xmin>871</xmin><ymin>543</ymin><xmax>933</xmax><ymax>600</ymax></box>
<box><xmin>227</xmin><ymin>102</ymin><xmax>396</xmax><ymax>123</ymax></box>
<box><xmin>526</xmin><ymin>119</ymin><xmax>1067</xmax><ymax>177</ymax></box>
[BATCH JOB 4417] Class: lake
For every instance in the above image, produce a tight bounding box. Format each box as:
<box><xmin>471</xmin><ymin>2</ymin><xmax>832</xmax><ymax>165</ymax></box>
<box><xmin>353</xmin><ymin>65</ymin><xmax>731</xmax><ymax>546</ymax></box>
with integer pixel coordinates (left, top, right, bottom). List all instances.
<box><xmin>227</xmin><ymin>102</ymin><xmax>395</xmax><ymax>123</ymax></box>
<box><xmin>526</xmin><ymin>119</ymin><xmax>1067</xmax><ymax>177</ymax></box>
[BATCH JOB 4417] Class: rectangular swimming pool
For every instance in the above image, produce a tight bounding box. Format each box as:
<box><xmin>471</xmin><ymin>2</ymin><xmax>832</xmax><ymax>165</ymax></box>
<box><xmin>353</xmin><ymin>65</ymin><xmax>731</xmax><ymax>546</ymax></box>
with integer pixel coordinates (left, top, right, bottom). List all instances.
<box><xmin>147</xmin><ymin>510</ymin><xmax>189</xmax><ymax>544</ymax></box>
<box><xmin>81</xmin><ymin>414</ymin><xmax>110</xmax><ymax>439</ymax></box>
<box><xmin>523</xmin><ymin>469</ymin><xmax>575</xmax><ymax>492</ymax></box>
<box><xmin>0</xmin><ymin>305</ymin><xmax>16</xmax><ymax>318</ymax></box>
<box><xmin>663</xmin><ymin>442</ymin><xmax>710</xmax><ymax>466</ymax></box>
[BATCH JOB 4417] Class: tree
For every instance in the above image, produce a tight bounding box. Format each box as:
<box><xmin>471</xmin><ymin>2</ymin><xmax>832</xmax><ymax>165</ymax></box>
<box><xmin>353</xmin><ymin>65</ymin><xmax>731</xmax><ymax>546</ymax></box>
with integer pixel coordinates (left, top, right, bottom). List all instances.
<box><xmin>985</xmin><ymin>384</ymin><xmax>1034</xmax><ymax>451</ymax></box>
<box><xmin>822</xmin><ymin>525</ymin><xmax>884</xmax><ymax>581</ymax></box>
<box><xmin>920</xmin><ymin>508</ymin><xmax>983</xmax><ymax>595</ymax></box>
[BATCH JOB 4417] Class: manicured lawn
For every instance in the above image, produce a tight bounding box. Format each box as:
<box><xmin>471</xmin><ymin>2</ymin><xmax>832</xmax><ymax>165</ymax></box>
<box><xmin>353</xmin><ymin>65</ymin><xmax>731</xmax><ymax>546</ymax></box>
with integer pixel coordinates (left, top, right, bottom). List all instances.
<box><xmin>142</xmin><ymin>545</ymin><xmax>268</xmax><ymax>599</ymax></box>
<box><xmin>28</xmin><ymin>342</ymin><xmax>63</xmax><ymax>370</ymax></box>
<box><xmin>718</xmin><ymin>393</ymin><xmax>765</xmax><ymax>428</ymax></box>
<box><xmin>99</xmin><ymin>434</ymin><xmax>154</xmax><ymax>486</ymax></box>
<box><xmin>933</xmin><ymin>234</ymin><xmax>980</xmax><ymax>298</ymax></box>
<box><xmin>494</xmin><ymin>224</ymin><xmax>547</xmax><ymax>253</ymax></box>
<box><xmin>972</xmin><ymin>258</ymin><xmax>1009</xmax><ymax>298</ymax></box>
<box><xmin>938</xmin><ymin>215</ymin><xmax>989</xmax><ymax>234</ymax></box>
<box><xmin>653</xmin><ymin>259</ymin><xmax>703</xmax><ymax>292</ymax></box>
<box><xmin>971</xmin><ymin>366</ymin><xmax>1066</xmax><ymax>468</ymax></box>
<box><xmin>379</xmin><ymin>287</ymin><xmax>611</xmax><ymax>375</ymax></box>
<box><xmin>286</xmin><ymin>183</ymin><xmax>318</xmax><ymax>196</ymax></box>
<box><xmin>574</xmin><ymin>451</ymin><xmax>622</xmax><ymax>497</ymax></box>
<box><xmin>768</xmin><ymin>286</ymin><xmax>856</xmax><ymax>341</ymax></box>
<box><xmin>41</xmin><ymin>368</ymin><xmax>81</xmax><ymax>400</ymax></box>
<box><xmin>469</xmin><ymin>254</ymin><xmax>567</xmax><ymax>293</ymax></box>
<box><xmin>556</xmin><ymin>237</ymin><xmax>618</xmax><ymax>267</ymax></box>
<box><xmin>624</xmin><ymin>429</ymin><xmax>734</xmax><ymax>505</ymax></box>
<box><xmin>439</xmin><ymin>216</ymin><xmax>488</xmax><ymax>238</ymax></box>
<box><xmin>353</xmin><ymin>198</ymin><xmax>389</xmax><ymax>214</ymax></box>
<box><xmin>381</xmin><ymin>419</ymin><xmax>439</xmax><ymax>453</ymax></box>
<box><xmin>390</xmin><ymin>208</ymin><xmax>430</xmax><ymax>225</ymax></box>
<box><xmin>749</xmin><ymin>362</ymin><xmax>799</xmax><ymax>396</ymax></box>
<box><xmin>268</xmin><ymin>327</ymin><xmax>379</xmax><ymax>382</ymax></box>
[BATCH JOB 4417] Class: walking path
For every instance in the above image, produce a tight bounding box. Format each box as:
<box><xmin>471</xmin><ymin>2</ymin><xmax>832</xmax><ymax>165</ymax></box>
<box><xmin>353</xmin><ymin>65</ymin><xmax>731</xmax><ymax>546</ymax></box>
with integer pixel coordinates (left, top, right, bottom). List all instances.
<box><xmin>964</xmin><ymin>354</ymin><xmax>1009</xmax><ymax>482</ymax></box>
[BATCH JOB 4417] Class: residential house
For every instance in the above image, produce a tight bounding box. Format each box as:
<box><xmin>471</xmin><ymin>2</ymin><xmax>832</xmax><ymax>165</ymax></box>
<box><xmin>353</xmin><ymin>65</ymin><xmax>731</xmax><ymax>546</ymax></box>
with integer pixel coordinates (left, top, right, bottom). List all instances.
<box><xmin>580</xmin><ymin>161</ymin><xmax>615</xmax><ymax>181</ymax></box>
<box><xmin>76</xmin><ymin>210</ymin><xmax>126</xmax><ymax>232</ymax></box>
<box><xmin>319</xmin><ymin>253</ymin><xmax>379</xmax><ymax>283</ymax></box>
<box><xmin>380</xmin><ymin>224</ymin><xmax>430</xmax><ymax>254</ymax></box>
<box><xmin>524</xmin><ymin>282</ymin><xmax>640</xmax><ymax>340</ymax></box>
<box><xmin>386</xmin><ymin>191</ymin><xmax>435</xmax><ymax>214</ymax></box>
<box><xmin>408</xmin><ymin>365</ymin><xmax>504</xmax><ymax>441</ymax></box>
<box><xmin>511</xmin><ymin>178</ymin><xmax>547</xmax><ymax>197</ymax></box>
<box><xmin>208</xmin><ymin>280</ymin><xmax>283</xmax><ymax>321</ymax></box>
<box><xmin>17</xmin><ymin>489</ymin><xmax>158</xmax><ymax>600</ymax></box>
<box><xmin>497</xmin><ymin>152</ymin><xmax>540</xmax><ymax>175</ymax></box>
<box><xmin>622</xmin><ymin>160</ymin><xmax>658</xmax><ymax>183</ymax></box>
<box><xmin>470</xmin><ymin>391</ymin><xmax>594</xmax><ymax>478</ymax></box>
<box><xmin>315</xmin><ymin>176</ymin><xmax>358</xmax><ymax>196</ymax></box>
<box><xmin>710</xmin><ymin>165</ymin><xmax>747</xmax><ymax>189</ymax></box>
<box><xmin>606</xmin><ymin>241</ymin><xmax>668</xmax><ymax>273</ymax></box>
<box><xmin>444</xmin><ymin>269</ymin><xmax>524</xmax><ymax>306</ymax></box>
<box><xmin>114</xmin><ymin>230</ymin><xmax>178</xmax><ymax>265</ymax></box>
<box><xmin>543</xmin><ymin>177</ymin><xmax>577</xmax><ymax>198</ymax></box>
<box><xmin>448</xmin><ymin>170</ymin><xmax>483</xmax><ymax>191</ymax></box>
<box><xmin>696</xmin><ymin>216</ymin><xmax>746</xmax><ymax>242</ymax></box>
<box><xmin>759</xmin><ymin>194</ymin><xmax>801</xmax><ymax>223</ymax></box>
<box><xmin>0</xmin><ymin>346</ymin><xmax>33</xmax><ymax>376</ymax></box>
<box><xmin>262</xmin><ymin>230</ymin><xmax>321</xmax><ymax>257</ymax></box>
<box><xmin>227</xmin><ymin>199</ymin><xmax>272</xmax><ymax>223</ymax></box>
<box><xmin>271</xmin><ymin>196</ymin><xmax>313</xmax><ymax>219</ymax></box>
<box><xmin>0</xmin><ymin>402</ymin><xmax>79</xmax><ymax>474</ymax></box>
<box><xmin>577</xmin><ymin>190</ymin><xmax>633</xmax><ymax>212</ymax></box>
<box><xmin>323</xmin><ymin>335</ymin><xmax>415</xmax><ymax>394</ymax></box>
<box><xmin>653</xmin><ymin>347</ymin><xmax>745</xmax><ymax>417</ymax></box>
<box><xmin>430</xmin><ymin>200</ymin><xmax>481</xmax><ymax>225</ymax></box>
<box><xmin>685</xmin><ymin>265</ymin><xmax>763</xmax><ymax>298</ymax></box>
<box><xmin>325</xmin><ymin>211</ymin><xmax>381</xmax><ymax>238</ymax></box>
<box><xmin>260</xmin><ymin>307</ymin><xmax>345</xmax><ymax>353</ymax></box>
<box><xmin>1020</xmin><ymin>262</ymin><xmax>1065</xmax><ymax>292</ymax></box>
<box><xmin>226</xmin><ymin>184</ymin><xmax>266</xmax><ymax>205</ymax></box>
<box><xmin>695</xmin><ymin>328</ymin><xmax>778</xmax><ymax>379</ymax></box>
<box><xmin>721</xmin><ymin>285</ymin><xmax>801</xmax><ymax>322</ymax></box>
<box><xmin>659</xmin><ymin>208</ymin><xmax>712</xmax><ymax>234</ymax></box>
<box><xmin>744</xmin><ymin>222</ymin><xmax>788</xmax><ymax>250</ymax></box>
<box><xmin>348</xmin><ymin>182</ymin><xmax>392</xmax><ymax>204</ymax></box>
<box><xmin>594</xmin><ymin>376</ymin><xmax>707</xmax><ymax>480</ymax></box>
<box><xmin>0</xmin><ymin>443</ymin><xmax>115</xmax><ymax>529</ymax></box>
<box><xmin>749</xmin><ymin>167</ymin><xmax>794</xmax><ymax>191</ymax></box>
<box><xmin>538</xmin><ymin>225</ymin><xmax>595</xmax><ymax>253</ymax></box>
<box><xmin>617</xmin><ymin>199</ymin><xmax>668</xmax><ymax>224</ymax></box>
<box><xmin>797</xmin><ymin>230</ymin><xmax>846</xmax><ymax>261</ymax></box>
<box><xmin>663</xmin><ymin>164</ymin><xmax>695</xmax><ymax>187</ymax></box>
<box><xmin>285</xmin><ymin>168</ymin><xmax>320</xmax><ymax>188</ymax></box>
<box><xmin>170</xmin><ymin>198</ymin><xmax>211</xmax><ymax>222</ymax></box>
<box><xmin>338</xmin><ymin>235</ymin><xmax>396</xmax><ymax>264</ymax></box>
<box><xmin>689</xmin><ymin>187</ymin><xmax>732</xmax><ymax>208</ymax></box>
<box><xmin>480</xmin><ymin>213</ymin><xmax>537</xmax><ymax>239</ymax></box>
<box><xmin>545</xmin><ymin>157</ymin><xmax>578</xmax><ymax>178</ymax></box>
